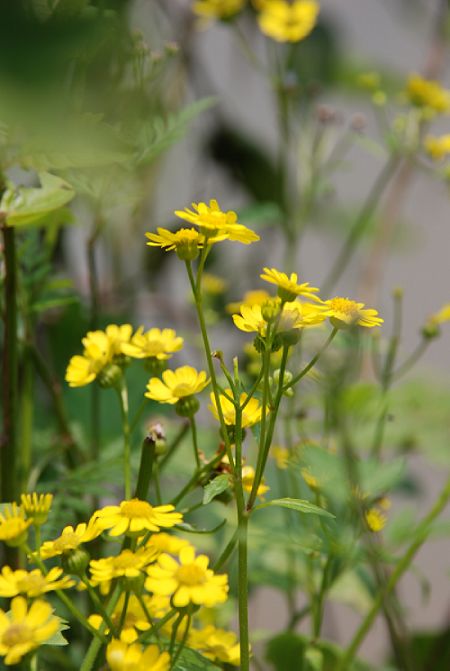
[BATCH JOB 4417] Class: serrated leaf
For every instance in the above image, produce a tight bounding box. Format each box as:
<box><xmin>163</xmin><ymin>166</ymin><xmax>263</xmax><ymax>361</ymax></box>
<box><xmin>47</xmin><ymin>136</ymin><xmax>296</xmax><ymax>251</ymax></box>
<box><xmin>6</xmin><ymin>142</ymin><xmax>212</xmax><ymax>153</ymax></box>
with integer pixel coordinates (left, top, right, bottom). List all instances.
<box><xmin>256</xmin><ymin>498</ymin><xmax>335</xmax><ymax>519</ymax></box>
<box><xmin>1</xmin><ymin>173</ymin><xmax>75</xmax><ymax>228</ymax></box>
<box><xmin>135</xmin><ymin>97</ymin><xmax>217</xmax><ymax>166</ymax></box>
<box><xmin>202</xmin><ymin>474</ymin><xmax>230</xmax><ymax>505</ymax></box>
<box><xmin>45</xmin><ymin>618</ymin><xmax>70</xmax><ymax>647</ymax></box>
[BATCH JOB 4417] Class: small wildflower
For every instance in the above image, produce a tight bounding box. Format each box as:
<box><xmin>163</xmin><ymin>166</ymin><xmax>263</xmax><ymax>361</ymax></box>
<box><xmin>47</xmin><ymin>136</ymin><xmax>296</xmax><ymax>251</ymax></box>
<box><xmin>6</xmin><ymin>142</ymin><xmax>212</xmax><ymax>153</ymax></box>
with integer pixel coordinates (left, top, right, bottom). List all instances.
<box><xmin>88</xmin><ymin>594</ymin><xmax>155</xmax><ymax>643</ymax></box>
<box><xmin>145</xmin><ymin>366</ymin><xmax>209</xmax><ymax>405</ymax></box>
<box><xmin>193</xmin><ymin>0</ymin><xmax>245</xmax><ymax>20</ymax></box>
<box><xmin>145</xmin><ymin>532</ymin><xmax>192</xmax><ymax>557</ymax></box>
<box><xmin>260</xmin><ymin>267</ymin><xmax>320</xmax><ymax>302</ymax></box>
<box><xmin>174</xmin><ymin>199</ymin><xmax>260</xmax><ymax>244</ymax></box>
<box><xmin>233</xmin><ymin>301</ymin><xmax>327</xmax><ymax>336</ymax></box>
<box><xmin>271</xmin><ymin>445</ymin><xmax>289</xmax><ymax>469</ymax></box>
<box><xmin>122</xmin><ymin>327</ymin><xmax>183</xmax><ymax>361</ymax></box>
<box><xmin>322</xmin><ymin>297</ymin><xmax>383</xmax><ymax>329</ymax></box>
<box><xmin>226</xmin><ymin>289</ymin><xmax>271</xmax><ymax>314</ymax></box>
<box><xmin>145</xmin><ymin>227</ymin><xmax>205</xmax><ymax>260</ymax></box>
<box><xmin>39</xmin><ymin>519</ymin><xmax>102</xmax><ymax>559</ymax></box>
<box><xmin>257</xmin><ymin>0</ymin><xmax>319</xmax><ymax>43</ymax></box>
<box><xmin>0</xmin><ymin>596</ymin><xmax>60</xmax><ymax>666</ymax></box>
<box><xmin>428</xmin><ymin>303</ymin><xmax>450</xmax><ymax>326</ymax></box>
<box><xmin>20</xmin><ymin>493</ymin><xmax>53</xmax><ymax>526</ymax></box>
<box><xmin>201</xmin><ymin>273</ymin><xmax>228</xmax><ymax>295</ymax></box>
<box><xmin>242</xmin><ymin>465</ymin><xmax>270</xmax><ymax>498</ymax></box>
<box><xmin>89</xmin><ymin>547</ymin><xmax>159</xmax><ymax>590</ymax></box>
<box><xmin>405</xmin><ymin>74</ymin><xmax>450</xmax><ymax>115</ymax></box>
<box><xmin>189</xmin><ymin>624</ymin><xmax>241</xmax><ymax>666</ymax></box>
<box><xmin>424</xmin><ymin>134</ymin><xmax>450</xmax><ymax>160</ymax></box>
<box><xmin>106</xmin><ymin>639</ymin><xmax>170</xmax><ymax>671</ymax></box>
<box><xmin>93</xmin><ymin>499</ymin><xmax>183</xmax><ymax>537</ymax></box>
<box><xmin>209</xmin><ymin>390</ymin><xmax>264</xmax><ymax>428</ymax></box>
<box><xmin>365</xmin><ymin>508</ymin><xmax>387</xmax><ymax>533</ymax></box>
<box><xmin>0</xmin><ymin>567</ymin><xmax>74</xmax><ymax>598</ymax></box>
<box><xmin>145</xmin><ymin>545</ymin><xmax>228</xmax><ymax>608</ymax></box>
<box><xmin>0</xmin><ymin>503</ymin><xmax>32</xmax><ymax>547</ymax></box>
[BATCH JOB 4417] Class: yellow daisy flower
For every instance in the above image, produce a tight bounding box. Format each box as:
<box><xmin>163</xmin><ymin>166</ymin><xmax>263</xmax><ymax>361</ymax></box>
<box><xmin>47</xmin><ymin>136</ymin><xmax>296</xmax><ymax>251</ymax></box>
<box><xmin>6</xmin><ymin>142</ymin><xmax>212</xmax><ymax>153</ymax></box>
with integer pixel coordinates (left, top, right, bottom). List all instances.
<box><xmin>145</xmin><ymin>366</ymin><xmax>210</xmax><ymax>405</ymax></box>
<box><xmin>260</xmin><ymin>267</ymin><xmax>320</xmax><ymax>302</ymax></box>
<box><xmin>209</xmin><ymin>389</ymin><xmax>264</xmax><ymax>428</ymax></box>
<box><xmin>106</xmin><ymin>639</ymin><xmax>170</xmax><ymax>671</ymax></box>
<box><xmin>271</xmin><ymin>445</ymin><xmax>289</xmax><ymax>469</ymax></box>
<box><xmin>193</xmin><ymin>0</ymin><xmax>245</xmax><ymax>20</ymax></box>
<box><xmin>174</xmin><ymin>199</ymin><xmax>259</xmax><ymax>244</ymax></box>
<box><xmin>242</xmin><ymin>465</ymin><xmax>270</xmax><ymax>498</ymax></box>
<box><xmin>189</xmin><ymin>624</ymin><xmax>241</xmax><ymax>666</ymax></box>
<box><xmin>0</xmin><ymin>596</ymin><xmax>60</xmax><ymax>666</ymax></box>
<box><xmin>122</xmin><ymin>327</ymin><xmax>183</xmax><ymax>360</ymax></box>
<box><xmin>365</xmin><ymin>508</ymin><xmax>387</xmax><ymax>533</ymax></box>
<box><xmin>424</xmin><ymin>134</ymin><xmax>450</xmax><ymax>160</ymax></box>
<box><xmin>226</xmin><ymin>289</ymin><xmax>271</xmax><ymax>314</ymax></box>
<box><xmin>105</xmin><ymin>324</ymin><xmax>134</xmax><ymax>355</ymax></box>
<box><xmin>429</xmin><ymin>303</ymin><xmax>450</xmax><ymax>325</ymax></box>
<box><xmin>89</xmin><ymin>594</ymin><xmax>154</xmax><ymax>643</ymax></box>
<box><xmin>233</xmin><ymin>301</ymin><xmax>326</xmax><ymax>336</ymax></box>
<box><xmin>0</xmin><ymin>567</ymin><xmax>74</xmax><ymax>598</ymax></box>
<box><xmin>145</xmin><ymin>227</ymin><xmax>207</xmax><ymax>261</ymax></box>
<box><xmin>201</xmin><ymin>273</ymin><xmax>228</xmax><ymax>295</ymax></box>
<box><xmin>322</xmin><ymin>297</ymin><xmax>383</xmax><ymax>328</ymax></box>
<box><xmin>0</xmin><ymin>503</ymin><xmax>32</xmax><ymax>547</ymax></box>
<box><xmin>145</xmin><ymin>545</ymin><xmax>229</xmax><ymax>608</ymax></box>
<box><xmin>39</xmin><ymin>519</ymin><xmax>102</xmax><ymax>559</ymax></box>
<box><xmin>20</xmin><ymin>493</ymin><xmax>53</xmax><ymax>526</ymax></box>
<box><xmin>406</xmin><ymin>73</ymin><xmax>450</xmax><ymax>114</ymax></box>
<box><xmin>257</xmin><ymin>0</ymin><xmax>319</xmax><ymax>43</ymax></box>
<box><xmin>89</xmin><ymin>547</ymin><xmax>159</xmax><ymax>588</ymax></box>
<box><xmin>145</xmin><ymin>532</ymin><xmax>192</xmax><ymax>556</ymax></box>
<box><xmin>66</xmin><ymin>330</ymin><xmax>112</xmax><ymax>388</ymax></box>
<box><xmin>93</xmin><ymin>499</ymin><xmax>183</xmax><ymax>537</ymax></box>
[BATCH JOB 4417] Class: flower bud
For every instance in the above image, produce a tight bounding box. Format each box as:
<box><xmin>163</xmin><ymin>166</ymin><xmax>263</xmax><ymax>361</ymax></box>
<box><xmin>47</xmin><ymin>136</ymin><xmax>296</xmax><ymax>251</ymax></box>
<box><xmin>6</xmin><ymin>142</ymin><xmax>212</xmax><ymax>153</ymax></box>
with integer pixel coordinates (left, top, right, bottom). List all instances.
<box><xmin>61</xmin><ymin>548</ymin><xmax>90</xmax><ymax>577</ymax></box>
<box><xmin>97</xmin><ymin>363</ymin><xmax>123</xmax><ymax>389</ymax></box>
<box><xmin>144</xmin><ymin>357</ymin><xmax>167</xmax><ymax>376</ymax></box>
<box><xmin>175</xmin><ymin>238</ymin><xmax>200</xmax><ymax>261</ymax></box>
<box><xmin>175</xmin><ymin>396</ymin><xmax>200</xmax><ymax>418</ymax></box>
<box><xmin>261</xmin><ymin>298</ymin><xmax>281</xmax><ymax>323</ymax></box>
<box><xmin>422</xmin><ymin>322</ymin><xmax>440</xmax><ymax>339</ymax></box>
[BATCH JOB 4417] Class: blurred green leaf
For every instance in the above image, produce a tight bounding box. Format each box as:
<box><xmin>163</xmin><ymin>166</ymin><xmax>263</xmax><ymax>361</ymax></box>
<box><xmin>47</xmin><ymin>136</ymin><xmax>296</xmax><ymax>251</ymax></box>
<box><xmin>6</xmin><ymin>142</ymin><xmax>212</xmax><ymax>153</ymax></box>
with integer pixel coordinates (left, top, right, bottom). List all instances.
<box><xmin>256</xmin><ymin>498</ymin><xmax>335</xmax><ymax>519</ymax></box>
<box><xmin>203</xmin><ymin>474</ymin><xmax>231</xmax><ymax>505</ymax></box>
<box><xmin>173</xmin><ymin>646</ymin><xmax>220</xmax><ymax>669</ymax></box>
<box><xmin>1</xmin><ymin>172</ymin><xmax>74</xmax><ymax>227</ymax></box>
<box><xmin>266</xmin><ymin>632</ymin><xmax>306</xmax><ymax>671</ymax></box>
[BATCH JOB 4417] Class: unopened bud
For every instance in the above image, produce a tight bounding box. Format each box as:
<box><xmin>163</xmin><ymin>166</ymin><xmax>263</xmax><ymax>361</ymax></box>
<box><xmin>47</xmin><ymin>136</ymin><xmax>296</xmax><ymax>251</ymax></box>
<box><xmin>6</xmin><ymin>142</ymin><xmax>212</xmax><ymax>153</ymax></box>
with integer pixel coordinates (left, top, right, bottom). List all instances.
<box><xmin>97</xmin><ymin>363</ymin><xmax>122</xmax><ymax>389</ymax></box>
<box><xmin>175</xmin><ymin>396</ymin><xmax>200</xmax><ymax>418</ymax></box>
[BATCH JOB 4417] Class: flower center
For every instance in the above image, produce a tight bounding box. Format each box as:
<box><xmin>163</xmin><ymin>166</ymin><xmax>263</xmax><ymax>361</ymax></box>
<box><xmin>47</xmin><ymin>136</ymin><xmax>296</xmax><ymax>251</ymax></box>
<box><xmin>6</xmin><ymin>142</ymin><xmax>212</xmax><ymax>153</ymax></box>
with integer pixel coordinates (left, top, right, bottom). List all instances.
<box><xmin>17</xmin><ymin>574</ymin><xmax>46</xmax><ymax>593</ymax></box>
<box><xmin>53</xmin><ymin>532</ymin><xmax>80</xmax><ymax>553</ymax></box>
<box><xmin>120</xmin><ymin>500</ymin><xmax>152</xmax><ymax>519</ymax></box>
<box><xmin>114</xmin><ymin>551</ymin><xmax>141</xmax><ymax>570</ymax></box>
<box><xmin>176</xmin><ymin>564</ymin><xmax>206</xmax><ymax>586</ymax></box>
<box><xmin>2</xmin><ymin>623</ymin><xmax>32</xmax><ymax>647</ymax></box>
<box><xmin>330</xmin><ymin>298</ymin><xmax>358</xmax><ymax>316</ymax></box>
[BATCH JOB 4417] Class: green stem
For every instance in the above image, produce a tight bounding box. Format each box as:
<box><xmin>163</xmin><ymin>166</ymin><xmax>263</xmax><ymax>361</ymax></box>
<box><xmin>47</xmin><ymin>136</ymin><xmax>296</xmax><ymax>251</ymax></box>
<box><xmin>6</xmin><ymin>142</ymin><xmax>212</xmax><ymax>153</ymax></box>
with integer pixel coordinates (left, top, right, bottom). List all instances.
<box><xmin>87</xmin><ymin>215</ymin><xmax>102</xmax><ymax>463</ymax></box>
<box><xmin>170</xmin><ymin>613</ymin><xmax>192</xmax><ymax>670</ymax></box>
<box><xmin>282</xmin><ymin>328</ymin><xmax>338</xmax><ymax>393</ymax></box>
<box><xmin>237</xmin><ymin>510</ymin><xmax>250</xmax><ymax>671</ymax></box>
<box><xmin>189</xmin><ymin>416</ymin><xmax>200</xmax><ymax>469</ymax></box>
<box><xmin>1</xmin><ymin>218</ymin><xmax>18</xmax><ymax>507</ymax></box>
<box><xmin>337</xmin><ymin>474</ymin><xmax>450</xmax><ymax>671</ymax></box>
<box><xmin>134</xmin><ymin>435</ymin><xmax>156</xmax><ymax>500</ymax></box>
<box><xmin>130</xmin><ymin>397</ymin><xmax>147</xmax><ymax>433</ymax></box>
<box><xmin>159</xmin><ymin>422</ymin><xmax>189</xmax><ymax>470</ymax></box>
<box><xmin>169</xmin><ymin>452</ymin><xmax>224</xmax><ymax>507</ymax></box>
<box><xmin>81</xmin><ymin>576</ymin><xmax>117</xmax><ymax>635</ymax></box>
<box><xmin>392</xmin><ymin>338</ymin><xmax>429</xmax><ymax>380</ymax></box>
<box><xmin>80</xmin><ymin>585</ymin><xmax>122</xmax><ymax>671</ymax></box>
<box><xmin>212</xmin><ymin>529</ymin><xmax>239</xmax><ymax>571</ymax></box>
<box><xmin>117</xmin><ymin>380</ymin><xmax>131</xmax><ymax>500</ymax></box>
<box><xmin>19</xmin><ymin>344</ymin><xmax>34</xmax><ymax>494</ymax></box>
<box><xmin>322</xmin><ymin>156</ymin><xmax>399</xmax><ymax>295</ymax></box>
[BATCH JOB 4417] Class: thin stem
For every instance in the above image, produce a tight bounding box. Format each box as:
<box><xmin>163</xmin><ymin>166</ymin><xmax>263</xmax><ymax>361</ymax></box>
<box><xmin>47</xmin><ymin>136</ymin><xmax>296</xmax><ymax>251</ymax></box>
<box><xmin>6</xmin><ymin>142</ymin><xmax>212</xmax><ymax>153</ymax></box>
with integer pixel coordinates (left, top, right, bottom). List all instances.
<box><xmin>87</xmin><ymin>215</ymin><xmax>103</xmax><ymax>463</ymax></box>
<box><xmin>237</xmin><ymin>511</ymin><xmax>250</xmax><ymax>671</ymax></box>
<box><xmin>19</xmin><ymin>344</ymin><xmax>34</xmax><ymax>494</ymax></box>
<box><xmin>170</xmin><ymin>613</ymin><xmax>192</xmax><ymax>670</ymax></box>
<box><xmin>80</xmin><ymin>585</ymin><xmax>122</xmax><ymax>671</ymax></box>
<box><xmin>189</xmin><ymin>416</ymin><xmax>200</xmax><ymax>469</ymax></box>
<box><xmin>159</xmin><ymin>422</ymin><xmax>189</xmax><ymax>470</ymax></box>
<box><xmin>282</xmin><ymin>328</ymin><xmax>338</xmax><ymax>393</ymax></box>
<box><xmin>392</xmin><ymin>338</ymin><xmax>429</xmax><ymax>380</ymax></box>
<box><xmin>322</xmin><ymin>156</ymin><xmax>399</xmax><ymax>295</ymax></box>
<box><xmin>337</xmin><ymin>474</ymin><xmax>450</xmax><ymax>671</ymax></box>
<box><xmin>117</xmin><ymin>380</ymin><xmax>131</xmax><ymax>500</ymax></box>
<box><xmin>80</xmin><ymin>576</ymin><xmax>116</xmax><ymax>635</ymax></box>
<box><xmin>130</xmin><ymin>397</ymin><xmax>147</xmax><ymax>433</ymax></box>
<box><xmin>212</xmin><ymin>529</ymin><xmax>239</xmax><ymax>571</ymax></box>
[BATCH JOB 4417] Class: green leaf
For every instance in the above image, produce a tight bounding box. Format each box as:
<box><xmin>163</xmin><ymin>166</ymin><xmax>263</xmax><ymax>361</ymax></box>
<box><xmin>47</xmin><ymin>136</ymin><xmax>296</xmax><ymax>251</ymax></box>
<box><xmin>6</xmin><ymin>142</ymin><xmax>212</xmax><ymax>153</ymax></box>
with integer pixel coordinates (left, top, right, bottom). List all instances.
<box><xmin>134</xmin><ymin>97</ymin><xmax>217</xmax><ymax>166</ymax></box>
<box><xmin>175</xmin><ymin>519</ymin><xmax>227</xmax><ymax>535</ymax></box>
<box><xmin>45</xmin><ymin>619</ymin><xmax>70</xmax><ymax>647</ymax></box>
<box><xmin>1</xmin><ymin>173</ymin><xmax>75</xmax><ymax>228</ymax></box>
<box><xmin>172</xmin><ymin>646</ymin><xmax>220</xmax><ymax>670</ymax></box>
<box><xmin>256</xmin><ymin>498</ymin><xmax>335</xmax><ymax>519</ymax></box>
<box><xmin>202</xmin><ymin>474</ymin><xmax>230</xmax><ymax>505</ymax></box>
<box><xmin>266</xmin><ymin>632</ymin><xmax>306</xmax><ymax>671</ymax></box>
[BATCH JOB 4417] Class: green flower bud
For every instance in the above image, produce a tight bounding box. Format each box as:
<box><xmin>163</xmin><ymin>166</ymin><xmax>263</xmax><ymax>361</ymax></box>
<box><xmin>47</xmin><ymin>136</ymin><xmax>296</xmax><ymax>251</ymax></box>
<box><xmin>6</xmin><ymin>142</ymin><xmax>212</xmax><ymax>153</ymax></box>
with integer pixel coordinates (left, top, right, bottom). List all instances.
<box><xmin>61</xmin><ymin>548</ymin><xmax>90</xmax><ymax>577</ymax></box>
<box><xmin>175</xmin><ymin>396</ymin><xmax>200</xmax><ymax>418</ymax></box>
<box><xmin>422</xmin><ymin>322</ymin><xmax>440</xmax><ymax>340</ymax></box>
<box><xmin>97</xmin><ymin>363</ymin><xmax>123</xmax><ymax>389</ymax></box>
<box><xmin>144</xmin><ymin>357</ymin><xmax>168</xmax><ymax>376</ymax></box>
<box><xmin>261</xmin><ymin>298</ymin><xmax>281</xmax><ymax>323</ymax></box>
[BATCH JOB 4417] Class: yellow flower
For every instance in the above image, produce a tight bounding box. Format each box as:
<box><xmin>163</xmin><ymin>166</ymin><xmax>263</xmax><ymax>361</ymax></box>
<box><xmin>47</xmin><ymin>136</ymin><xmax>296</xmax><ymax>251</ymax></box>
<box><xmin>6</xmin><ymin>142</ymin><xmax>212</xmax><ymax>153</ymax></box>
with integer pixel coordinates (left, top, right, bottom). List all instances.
<box><xmin>0</xmin><ymin>596</ymin><xmax>60</xmax><ymax>666</ymax></box>
<box><xmin>257</xmin><ymin>0</ymin><xmax>319</xmax><ymax>43</ymax></box>
<box><xmin>145</xmin><ymin>545</ymin><xmax>228</xmax><ymax>608</ymax></box>
<box><xmin>122</xmin><ymin>327</ymin><xmax>183</xmax><ymax>360</ymax></box>
<box><xmin>209</xmin><ymin>389</ymin><xmax>264</xmax><ymax>427</ymax></box>
<box><xmin>242</xmin><ymin>465</ymin><xmax>269</xmax><ymax>498</ymax></box>
<box><xmin>89</xmin><ymin>547</ymin><xmax>159</xmax><ymax>589</ymax></box>
<box><xmin>322</xmin><ymin>297</ymin><xmax>383</xmax><ymax>328</ymax></box>
<box><xmin>189</xmin><ymin>625</ymin><xmax>241</xmax><ymax>666</ymax></box>
<box><xmin>145</xmin><ymin>532</ymin><xmax>192</xmax><ymax>557</ymax></box>
<box><xmin>105</xmin><ymin>324</ymin><xmax>133</xmax><ymax>355</ymax></box>
<box><xmin>93</xmin><ymin>499</ymin><xmax>183</xmax><ymax>537</ymax></box>
<box><xmin>271</xmin><ymin>445</ymin><xmax>289</xmax><ymax>469</ymax></box>
<box><xmin>233</xmin><ymin>300</ymin><xmax>326</xmax><ymax>335</ymax></box>
<box><xmin>106</xmin><ymin>639</ymin><xmax>170</xmax><ymax>671</ymax></box>
<box><xmin>260</xmin><ymin>267</ymin><xmax>320</xmax><ymax>302</ymax></box>
<box><xmin>20</xmin><ymin>493</ymin><xmax>53</xmax><ymax>525</ymax></box>
<box><xmin>429</xmin><ymin>303</ymin><xmax>450</xmax><ymax>325</ymax></box>
<box><xmin>301</xmin><ymin>467</ymin><xmax>319</xmax><ymax>490</ymax></box>
<box><xmin>145</xmin><ymin>366</ymin><xmax>210</xmax><ymax>405</ymax></box>
<box><xmin>65</xmin><ymin>330</ymin><xmax>111</xmax><ymax>387</ymax></box>
<box><xmin>424</xmin><ymin>134</ymin><xmax>450</xmax><ymax>160</ymax></box>
<box><xmin>193</xmin><ymin>0</ymin><xmax>246</xmax><ymax>19</ymax></box>
<box><xmin>39</xmin><ymin>520</ymin><xmax>102</xmax><ymax>559</ymax></box>
<box><xmin>405</xmin><ymin>74</ymin><xmax>450</xmax><ymax>114</ymax></box>
<box><xmin>89</xmin><ymin>594</ymin><xmax>155</xmax><ymax>643</ymax></box>
<box><xmin>201</xmin><ymin>273</ymin><xmax>228</xmax><ymax>295</ymax></box>
<box><xmin>226</xmin><ymin>289</ymin><xmax>271</xmax><ymax>314</ymax></box>
<box><xmin>174</xmin><ymin>199</ymin><xmax>260</xmax><ymax>244</ymax></box>
<box><xmin>0</xmin><ymin>503</ymin><xmax>32</xmax><ymax>547</ymax></box>
<box><xmin>145</xmin><ymin>228</ymin><xmax>206</xmax><ymax>260</ymax></box>
<box><xmin>0</xmin><ymin>566</ymin><xmax>74</xmax><ymax>598</ymax></box>
<box><xmin>365</xmin><ymin>508</ymin><xmax>387</xmax><ymax>533</ymax></box>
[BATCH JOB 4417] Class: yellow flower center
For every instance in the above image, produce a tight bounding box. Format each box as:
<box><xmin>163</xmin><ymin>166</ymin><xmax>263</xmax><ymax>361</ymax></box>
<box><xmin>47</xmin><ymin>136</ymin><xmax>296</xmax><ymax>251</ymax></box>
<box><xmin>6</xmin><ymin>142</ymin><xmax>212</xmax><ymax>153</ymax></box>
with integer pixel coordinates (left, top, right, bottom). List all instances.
<box><xmin>2</xmin><ymin>623</ymin><xmax>32</xmax><ymax>647</ymax></box>
<box><xmin>53</xmin><ymin>533</ymin><xmax>81</xmax><ymax>553</ymax></box>
<box><xmin>176</xmin><ymin>564</ymin><xmax>206</xmax><ymax>586</ymax></box>
<box><xmin>120</xmin><ymin>500</ymin><xmax>152</xmax><ymax>519</ymax></box>
<box><xmin>114</xmin><ymin>552</ymin><xmax>141</xmax><ymax>570</ymax></box>
<box><xmin>329</xmin><ymin>297</ymin><xmax>358</xmax><ymax>317</ymax></box>
<box><xmin>0</xmin><ymin>519</ymin><xmax>27</xmax><ymax>539</ymax></box>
